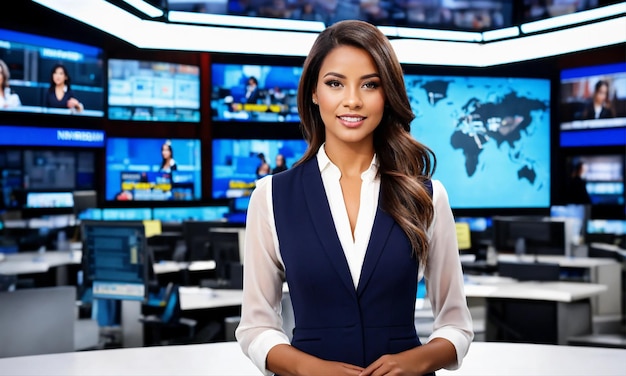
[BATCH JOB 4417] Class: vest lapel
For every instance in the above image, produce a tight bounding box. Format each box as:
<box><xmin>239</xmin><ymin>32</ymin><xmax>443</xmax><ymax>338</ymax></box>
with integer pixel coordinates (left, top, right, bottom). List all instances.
<box><xmin>356</xmin><ymin>206</ymin><xmax>395</xmax><ymax>296</ymax></box>
<box><xmin>301</xmin><ymin>158</ymin><xmax>356</xmax><ymax>295</ymax></box>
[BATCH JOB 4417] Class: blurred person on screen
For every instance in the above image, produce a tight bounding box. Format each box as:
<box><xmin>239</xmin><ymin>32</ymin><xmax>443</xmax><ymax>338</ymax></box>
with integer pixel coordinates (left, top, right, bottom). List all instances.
<box><xmin>245</xmin><ymin>76</ymin><xmax>261</xmax><ymax>104</ymax></box>
<box><xmin>581</xmin><ymin>80</ymin><xmax>615</xmax><ymax>120</ymax></box>
<box><xmin>0</xmin><ymin>59</ymin><xmax>22</xmax><ymax>109</ymax></box>
<box><xmin>46</xmin><ymin>63</ymin><xmax>84</xmax><ymax>113</ymax></box>
<box><xmin>271</xmin><ymin>153</ymin><xmax>288</xmax><ymax>174</ymax></box>
<box><xmin>159</xmin><ymin>140</ymin><xmax>177</xmax><ymax>172</ymax></box>
<box><xmin>565</xmin><ymin>160</ymin><xmax>592</xmax><ymax>204</ymax></box>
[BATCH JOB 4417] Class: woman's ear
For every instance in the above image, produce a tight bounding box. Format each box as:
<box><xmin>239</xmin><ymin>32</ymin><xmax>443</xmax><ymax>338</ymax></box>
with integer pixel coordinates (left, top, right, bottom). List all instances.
<box><xmin>312</xmin><ymin>92</ymin><xmax>318</xmax><ymax>105</ymax></box>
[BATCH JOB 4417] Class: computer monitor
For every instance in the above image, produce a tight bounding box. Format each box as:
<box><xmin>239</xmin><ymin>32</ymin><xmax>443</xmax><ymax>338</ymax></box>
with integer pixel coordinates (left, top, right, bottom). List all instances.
<box><xmin>181</xmin><ymin>220</ymin><xmax>240</xmax><ymax>262</ymax></box>
<box><xmin>80</xmin><ymin>220</ymin><xmax>152</xmax><ymax>302</ymax></box>
<box><xmin>492</xmin><ymin>217</ymin><xmax>569</xmax><ymax>257</ymax></box>
<box><xmin>550</xmin><ymin>204</ymin><xmax>590</xmax><ymax>246</ymax></box>
<box><xmin>72</xmin><ymin>190</ymin><xmax>97</xmax><ymax>217</ymax></box>
<box><xmin>208</xmin><ymin>227</ymin><xmax>243</xmax><ymax>283</ymax></box>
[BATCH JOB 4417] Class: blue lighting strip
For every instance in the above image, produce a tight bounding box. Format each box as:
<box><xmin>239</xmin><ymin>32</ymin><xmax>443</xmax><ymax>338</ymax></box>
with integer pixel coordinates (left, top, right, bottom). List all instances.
<box><xmin>0</xmin><ymin>125</ymin><xmax>105</xmax><ymax>148</ymax></box>
<box><xmin>560</xmin><ymin>128</ymin><xmax>626</xmax><ymax>147</ymax></box>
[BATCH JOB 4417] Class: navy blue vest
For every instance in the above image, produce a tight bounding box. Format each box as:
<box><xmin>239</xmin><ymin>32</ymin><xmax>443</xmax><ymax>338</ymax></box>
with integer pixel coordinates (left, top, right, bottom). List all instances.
<box><xmin>273</xmin><ymin>157</ymin><xmax>432</xmax><ymax>370</ymax></box>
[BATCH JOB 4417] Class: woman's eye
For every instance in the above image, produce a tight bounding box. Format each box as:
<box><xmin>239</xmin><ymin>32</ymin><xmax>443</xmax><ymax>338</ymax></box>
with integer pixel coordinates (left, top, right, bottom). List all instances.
<box><xmin>324</xmin><ymin>80</ymin><xmax>342</xmax><ymax>88</ymax></box>
<box><xmin>363</xmin><ymin>81</ymin><xmax>380</xmax><ymax>89</ymax></box>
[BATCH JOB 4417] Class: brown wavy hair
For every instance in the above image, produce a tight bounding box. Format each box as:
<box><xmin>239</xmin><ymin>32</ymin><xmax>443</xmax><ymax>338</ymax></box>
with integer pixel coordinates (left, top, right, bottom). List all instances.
<box><xmin>295</xmin><ymin>20</ymin><xmax>436</xmax><ymax>264</ymax></box>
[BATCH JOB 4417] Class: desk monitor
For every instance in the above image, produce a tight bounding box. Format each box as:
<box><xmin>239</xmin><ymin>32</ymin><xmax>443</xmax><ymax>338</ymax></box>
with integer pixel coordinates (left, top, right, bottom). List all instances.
<box><xmin>550</xmin><ymin>204</ymin><xmax>590</xmax><ymax>246</ymax></box>
<box><xmin>208</xmin><ymin>227</ymin><xmax>244</xmax><ymax>289</ymax></box>
<box><xmin>73</xmin><ymin>190</ymin><xmax>97</xmax><ymax>216</ymax></box>
<box><xmin>181</xmin><ymin>220</ymin><xmax>240</xmax><ymax>262</ymax></box>
<box><xmin>492</xmin><ymin>217</ymin><xmax>569</xmax><ymax>257</ymax></box>
<box><xmin>81</xmin><ymin>220</ymin><xmax>152</xmax><ymax>301</ymax></box>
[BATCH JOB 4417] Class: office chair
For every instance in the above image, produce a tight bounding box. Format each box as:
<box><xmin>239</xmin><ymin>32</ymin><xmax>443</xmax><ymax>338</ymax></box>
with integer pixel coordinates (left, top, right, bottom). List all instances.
<box><xmin>141</xmin><ymin>283</ymin><xmax>197</xmax><ymax>346</ymax></box>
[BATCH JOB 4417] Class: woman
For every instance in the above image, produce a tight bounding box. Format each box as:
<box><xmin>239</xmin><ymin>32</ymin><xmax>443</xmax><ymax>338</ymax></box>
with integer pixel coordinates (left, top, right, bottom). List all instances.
<box><xmin>582</xmin><ymin>80</ymin><xmax>615</xmax><ymax>120</ymax></box>
<box><xmin>271</xmin><ymin>153</ymin><xmax>288</xmax><ymax>174</ymax></box>
<box><xmin>159</xmin><ymin>141</ymin><xmax>177</xmax><ymax>172</ymax></box>
<box><xmin>0</xmin><ymin>59</ymin><xmax>21</xmax><ymax>108</ymax></box>
<box><xmin>46</xmin><ymin>63</ymin><xmax>84</xmax><ymax>112</ymax></box>
<box><xmin>236</xmin><ymin>20</ymin><xmax>473</xmax><ymax>376</ymax></box>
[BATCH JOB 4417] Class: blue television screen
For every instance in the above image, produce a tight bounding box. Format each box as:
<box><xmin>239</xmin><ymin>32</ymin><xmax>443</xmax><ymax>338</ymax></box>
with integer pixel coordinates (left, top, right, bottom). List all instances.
<box><xmin>212</xmin><ymin>138</ymin><xmax>308</xmax><ymax>199</ymax></box>
<box><xmin>404</xmin><ymin>74</ymin><xmax>551</xmax><ymax>209</ymax></box>
<box><xmin>211</xmin><ymin>63</ymin><xmax>302</xmax><ymax>122</ymax></box>
<box><xmin>105</xmin><ymin>138</ymin><xmax>202</xmax><ymax>202</ymax></box>
<box><xmin>0</xmin><ymin>27</ymin><xmax>104</xmax><ymax>117</ymax></box>
<box><xmin>559</xmin><ymin>62</ymin><xmax>626</xmax><ymax>147</ymax></box>
<box><xmin>108</xmin><ymin>59</ymin><xmax>200</xmax><ymax>122</ymax></box>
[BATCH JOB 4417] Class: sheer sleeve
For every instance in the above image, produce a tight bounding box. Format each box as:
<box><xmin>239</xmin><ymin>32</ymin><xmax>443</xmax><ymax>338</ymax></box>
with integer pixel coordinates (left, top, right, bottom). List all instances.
<box><xmin>235</xmin><ymin>176</ymin><xmax>290</xmax><ymax>375</ymax></box>
<box><xmin>423</xmin><ymin>180</ymin><xmax>474</xmax><ymax>369</ymax></box>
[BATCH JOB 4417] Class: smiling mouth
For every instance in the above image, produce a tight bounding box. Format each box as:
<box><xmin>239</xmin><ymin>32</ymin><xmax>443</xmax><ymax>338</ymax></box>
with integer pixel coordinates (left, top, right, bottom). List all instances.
<box><xmin>338</xmin><ymin>116</ymin><xmax>366</xmax><ymax>122</ymax></box>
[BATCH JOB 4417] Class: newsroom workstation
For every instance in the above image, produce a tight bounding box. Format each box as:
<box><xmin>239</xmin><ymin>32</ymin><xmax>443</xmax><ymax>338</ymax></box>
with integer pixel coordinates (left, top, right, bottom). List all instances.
<box><xmin>0</xmin><ymin>0</ymin><xmax>625</xmax><ymax>373</ymax></box>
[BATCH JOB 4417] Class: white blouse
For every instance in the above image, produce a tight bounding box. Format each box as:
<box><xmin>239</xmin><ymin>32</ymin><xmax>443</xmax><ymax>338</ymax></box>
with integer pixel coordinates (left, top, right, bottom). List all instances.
<box><xmin>235</xmin><ymin>145</ymin><xmax>474</xmax><ymax>375</ymax></box>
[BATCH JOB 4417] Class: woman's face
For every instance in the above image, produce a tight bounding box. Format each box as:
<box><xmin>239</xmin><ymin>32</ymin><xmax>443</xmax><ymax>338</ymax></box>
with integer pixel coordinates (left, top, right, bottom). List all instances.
<box><xmin>313</xmin><ymin>45</ymin><xmax>385</xmax><ymax>149</ymax></box>
<box><xmin>52</xmin><ymin>67</ymin><xmax>66</xmax><ymax>86</ymax></box>
<box><xmin>594</xmin><ymin>83</ymin><xmax>608</xmax><ymax>105</ymax></box>
<box><xmin>276</xmin><ymin>154</ymin><xmax>285</xmax><ymax>166</ymax></box>
<box><xmin>161</xmin><ymin>145</ymin><xmax>171</xmax><ymax>160</ymax></box>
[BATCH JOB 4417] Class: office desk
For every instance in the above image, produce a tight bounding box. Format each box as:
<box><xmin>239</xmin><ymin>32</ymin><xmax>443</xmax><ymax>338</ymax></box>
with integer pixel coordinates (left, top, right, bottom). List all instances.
<box><xmin>0</xmin><ymin>341</ymin><xmax>624</xmax><ymax>376</ymax></box>
<box><xmin>463</xmin><ymin>254</ymin><xmax>622</xmax><ymax>316</ymax></box>
<box><xmin>465</xmin><ymin>277</ymin><xmax>607</xmax><ymax>345</ymax></box>
<box><xmin>0</xmin><ymin>250</ymin><xmax>81</xmax><ymax>275</ymax></box>
<box><xmin>178</xmin><ymin>287</ymin><xmax>243</xmax><ymax>310</ymax></box>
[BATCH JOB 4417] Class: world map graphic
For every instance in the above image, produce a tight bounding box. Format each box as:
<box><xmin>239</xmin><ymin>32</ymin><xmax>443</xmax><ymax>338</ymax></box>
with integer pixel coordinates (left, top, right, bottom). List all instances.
<box><xmin>405</xmin><ymin>75</ymin><xmax>551</xmax><ymax>209</ymax></box>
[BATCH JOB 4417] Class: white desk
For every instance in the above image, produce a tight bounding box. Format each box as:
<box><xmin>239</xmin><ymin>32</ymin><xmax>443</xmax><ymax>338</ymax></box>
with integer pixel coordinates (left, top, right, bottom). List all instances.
<box><xmin>496</xmin><ymin>254</ymin><xmax>622</xmax><ymax>316</ymax></box>
<box><xmin>0</xmin><ymin>250</ymin><xmax>81</xmax><ymax>275</ymax></box>
<box><xmin>464</xmin><ymin>280</ymin><xmax>607</xmax><ymax>302</ymax></box>
<box><xmin>464</xmin><ymin>277</ymin><xmax>607</xmax><ymax>345</ymax></box>
<box><xmin>178</xmin><ymin>287</ymin><xmax>243</xmax><ymax>310</ymax></box>
<box><xmin>0</xmin><ymin>341</ymin><xmax>624</xmax><ymax>376</ymax></box>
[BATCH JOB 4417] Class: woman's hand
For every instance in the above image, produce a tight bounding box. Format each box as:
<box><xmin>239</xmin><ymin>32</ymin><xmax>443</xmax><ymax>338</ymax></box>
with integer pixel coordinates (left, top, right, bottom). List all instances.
<box><xmin>359</xmin><ymin>338</ymin><xmax>456</xmax><ymax>376</ymax></box>
<box><xmin>67</xmin><ymin>97</ymin><xmax>83</xmax><ymax>112</ymax></box>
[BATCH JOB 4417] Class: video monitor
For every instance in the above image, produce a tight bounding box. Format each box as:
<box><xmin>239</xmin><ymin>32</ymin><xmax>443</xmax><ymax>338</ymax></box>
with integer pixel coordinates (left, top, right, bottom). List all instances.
<box><xmin>492</xmin><ymin>216</ymin><xmax>569</xmax><ymax>256</ymax></box>
<box><xmin>105</xmin><ymin>137</ymin><xmax>202</xmax><ymax>202</ymax></box>
<box><xmin>212</xmin><ymin>138</ymin><xmax>308</xmax><ymax>199</ymax></box>
<box><xmin>0</xmin><ymin>27</ymin><xmax>104</xmax><ymax>116</ymax></box>
<box><xmin>404</xmin><ymin>73</ymin><xmax>551</xmax><ymax>210</ymax></box>
<box><xmin>211</xmin><ymin>63</ymin><xmax>302</xmax><ymax>123</ymax></box>
<box><xmin>550</xmin><ymin>204</ymin><xmax>590</xmax><ymax>246</ymax></box>
<box><xmin>396</xmin><ymin>0</ymin><xmax>513</xmax><ymax>31</ymax></box>
<box><xmin>564</xmin><ymin>154</ymin><xmax>625</xmax><ymax>206</ymax></box>
<box><xmin>22</xmin><ymin>149</ymin><xmax>96</xmax><ymax>191</ymax></box>
<box><xmin>81</xmin><ymin>221</ymin><xmax>150</xmax><ymax>301</ymax></box>
<box><xmin>108</xmin><ymin>58</ymin><xmax>200</xmax><ymax>122</ymax></box>
<box><xmin>559</xmin><ymin>62</ymin><xmax>626</xmax><ymax>147</ymax></box>
<box><xmin>522</xmin><ymin>1</ymin><xmax>619</xmax><ymax>23</ymax></box>
<box><xmin>152</xmin><ymin>206</ymin><xmax>230</xmax><ymax>223</ymax></box>
<box><xmin>25</xmin><ymin>192</ymin><xmax>74</xmax><ymax>209</ymax></box>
